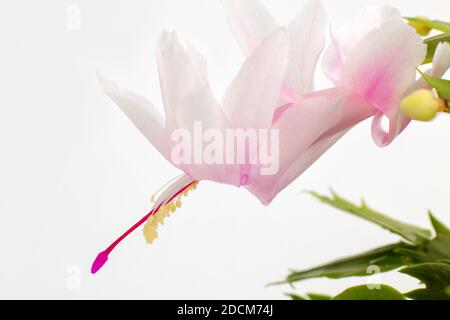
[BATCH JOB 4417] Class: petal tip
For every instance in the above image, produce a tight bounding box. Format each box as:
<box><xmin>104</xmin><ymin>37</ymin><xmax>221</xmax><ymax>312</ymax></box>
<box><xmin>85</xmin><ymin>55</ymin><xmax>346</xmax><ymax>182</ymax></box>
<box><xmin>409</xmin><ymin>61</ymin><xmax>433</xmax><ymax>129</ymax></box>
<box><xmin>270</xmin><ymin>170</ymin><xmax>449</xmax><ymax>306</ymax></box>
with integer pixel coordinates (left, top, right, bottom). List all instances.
<box><xmin>96</xmin><ymin>70</ymin><xmax>118</xmax><ymax>96</ymax></box>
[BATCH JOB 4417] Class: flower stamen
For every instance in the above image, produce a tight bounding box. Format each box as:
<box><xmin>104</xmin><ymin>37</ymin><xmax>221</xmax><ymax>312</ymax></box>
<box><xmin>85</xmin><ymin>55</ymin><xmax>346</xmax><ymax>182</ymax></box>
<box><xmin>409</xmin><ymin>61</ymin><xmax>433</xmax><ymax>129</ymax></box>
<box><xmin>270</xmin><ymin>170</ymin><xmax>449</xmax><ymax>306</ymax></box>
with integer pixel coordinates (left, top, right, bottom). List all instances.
<box><xmin>143</xmin><ymin>182</ymin><xmax>198</xmax><ymax>244</ymax></box>
<box><xmin>91</xmin><ymin>179</ymin><xmax>198</xmax><ymax>274</ymax></box>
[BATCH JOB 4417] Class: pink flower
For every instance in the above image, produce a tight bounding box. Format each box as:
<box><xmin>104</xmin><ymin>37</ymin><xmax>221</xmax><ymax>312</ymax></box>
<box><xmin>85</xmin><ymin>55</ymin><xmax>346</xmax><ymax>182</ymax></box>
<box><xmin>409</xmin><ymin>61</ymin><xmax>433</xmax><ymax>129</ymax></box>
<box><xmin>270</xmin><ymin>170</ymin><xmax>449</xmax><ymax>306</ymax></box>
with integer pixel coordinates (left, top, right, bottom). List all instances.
<box><xmin>321</xmin><ymin>5</ymin><xmax>450</xmax><ymax>146</ymax></box>
<box><xmin>92</xmin><ymin>0</ymin><xmax>450</xmax><ymax>273</ymax></box>
<box><xmin>222</xmin><ymin>0</ymin><xmax>450</xmax><ymax>203</ymax></box>
<box><xmin>98</xmin><ymin>27</ymin><xmax>290</xmax><ymax>200</ymax></box>
<box><xmin>94</xmin><ymin>28</ymin><xmax>291</xmax><ymax>272</ymax></box>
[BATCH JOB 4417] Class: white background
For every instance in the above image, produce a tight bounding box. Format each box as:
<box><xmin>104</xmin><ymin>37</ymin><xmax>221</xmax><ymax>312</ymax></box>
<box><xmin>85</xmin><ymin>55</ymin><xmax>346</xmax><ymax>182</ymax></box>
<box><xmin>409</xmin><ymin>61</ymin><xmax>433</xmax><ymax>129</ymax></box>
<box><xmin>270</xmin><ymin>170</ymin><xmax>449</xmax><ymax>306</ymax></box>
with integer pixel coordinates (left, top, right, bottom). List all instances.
<box><xmin>0</xmin><ymin>0</ymin><xmax>449</xmax><ymax>299</ymax></box>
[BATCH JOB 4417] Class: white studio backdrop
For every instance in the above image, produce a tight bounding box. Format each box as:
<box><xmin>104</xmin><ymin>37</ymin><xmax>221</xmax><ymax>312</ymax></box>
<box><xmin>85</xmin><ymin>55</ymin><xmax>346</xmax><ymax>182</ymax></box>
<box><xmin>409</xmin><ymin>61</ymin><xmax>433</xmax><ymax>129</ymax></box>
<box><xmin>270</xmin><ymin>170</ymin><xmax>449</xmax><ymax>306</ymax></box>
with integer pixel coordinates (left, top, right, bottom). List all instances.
<box><xmin>0</xmin><ymin>0</ymin><xmax>449</xmax><ymax>299</ymax></box>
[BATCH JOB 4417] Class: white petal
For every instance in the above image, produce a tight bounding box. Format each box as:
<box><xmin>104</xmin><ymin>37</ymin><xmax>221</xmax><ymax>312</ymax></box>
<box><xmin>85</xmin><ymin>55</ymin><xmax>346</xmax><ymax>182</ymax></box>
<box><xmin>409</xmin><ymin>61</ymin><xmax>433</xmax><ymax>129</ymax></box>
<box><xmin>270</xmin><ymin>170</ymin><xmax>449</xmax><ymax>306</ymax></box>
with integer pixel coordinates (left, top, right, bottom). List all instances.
<box><xmin>221</xmin><ymin>0</ymin><xmax>279</xmax><ymax>55</ymax></box>
<box><xmin>411</xmin><ymin>42</ymin><xmax>450</xmax><ymax>91</ymax></box>
<box><xmin>346</xmin><ymin>6</ymin><xmax>402</xmax><ymax>46</ymax></box>
<box><xmin>97</xmin><ymin>71</ymin><xmax>170</xmax><ymax>159</ymax></box>
<box><xmin>285</xmin><ymin>0</ymin><xmax>327</xmax><ymax>96</ymax></box>
<box><xmin>405</xmin><ymin>41</ymin><xmax>450</xmax><ymax>142</ymax></box>
<box><xmin>156</xmin><ymin>33</ymin><xmax>240</xmax><ymax>185</ymax></box>
<box><xmin>430</xmin><ymin>42</ymin><xmax>450</xmax><ymax>78</ymax></box>
<box><xmin>152</xmin><ymin>174</ymin><xmax>194</xmax><ymax>209</ymax></box>
<box><xmin>173</xmin><ymin>76</ymin><xmax>241</xmax><ymax>186</ymax></box>
<box><xmin>156</xmin><ymin>31</ymin><xmax>211</xmax><ymax>132</ymax></box>
<box><xmin>223</xmin><ymin>28</ymin><xmax>288</xmax><ymax>130</ymax></box>
<box><xmin>156</xmin><ymin>33</ymin><xmax>229</xmax><ymax>145</ymax></box>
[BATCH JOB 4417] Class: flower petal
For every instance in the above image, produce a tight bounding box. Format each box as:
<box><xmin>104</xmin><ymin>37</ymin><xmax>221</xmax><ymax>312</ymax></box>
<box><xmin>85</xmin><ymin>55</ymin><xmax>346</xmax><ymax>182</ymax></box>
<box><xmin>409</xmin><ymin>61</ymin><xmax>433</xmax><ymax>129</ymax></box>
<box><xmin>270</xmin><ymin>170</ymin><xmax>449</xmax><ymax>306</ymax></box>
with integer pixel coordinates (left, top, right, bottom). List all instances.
<box><xmin>410</xmin><ymin>42</ymin><xmax>450</xmax><ymax>92</ymax></box>
<box><xmin>156</xmin><ymin>32</ymin><xmax>228</xmax><ymax>131</ymax></box>
<box><xmin>156</xmin><ymin>31</ymin><xmax>212</xmax><ymax>132</ymax></box>
<box><xmin>391</xmin><ymin>42</ymin><xmax>450</xmax><ymax>145</ymax></box>
<box><xmin>223</xmin><ymin>28</ymin><xmax>288</xmax><ymax>131</ymax></box>
<box><xmin>156</xmin><ymin>32</ymin><xmax>241</xmax><ymax>185</ymax></box>
<box><xmin>321</xmin><ymin>8</ymin><xmax>424</xmax><ymax>147</ymax></box>
<box><xmin>342</xmin><ymin>20</ymin><xmax>425</xmax><ymax>147</ymax></box>
<box><xmin>272</xmin><ymin>93</ymin><xmax>375</xmax><ymax>203</ymax></box>
<box><xmin>97</xmin><ymin>71</ymin><xmax>171</xmax><ymax>159</ymax></box>
<box><xmin>322</xmin><ymin>6</ymin><xmax>402</xmax><ymax>84</ymax></box>
<box><xmin>430</xmin><ymin>42</ymin><xmax>450</xmax><ymax>78</ymax></box>
<box><xmin>285</xmin><ymin>0</ymin><xmax>327</xmax><ymax>97</ymax></box>
<box><xmin>221</xmin><ymin>0</ymin><xmax>279</xmax><ymax>55</ymax></box>
<box><xmin>175</xmin><ymin>81</ymin><xmax>242</xmax><ymax>186</ymax></box>
<box><xmin>344</xmin><ymin>20</ymin><xmax>425</xmax><ymax>112</ymax></box>
<box><xmin>245</xmin><ymin>87</ymin><xmax>355</xmax><ymax>204</ymax></box>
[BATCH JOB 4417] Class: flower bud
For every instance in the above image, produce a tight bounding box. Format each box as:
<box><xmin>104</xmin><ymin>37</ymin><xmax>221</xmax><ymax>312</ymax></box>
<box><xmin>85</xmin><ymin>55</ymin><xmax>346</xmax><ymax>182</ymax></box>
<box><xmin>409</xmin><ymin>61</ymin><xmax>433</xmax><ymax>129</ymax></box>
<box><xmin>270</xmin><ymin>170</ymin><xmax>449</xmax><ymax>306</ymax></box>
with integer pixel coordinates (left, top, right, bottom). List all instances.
<box><xmin>400</xmin><ymin>89</ymin><xmax>443</xmax><ymax>121</ymax></box>
<box><xmin>408</xmin><ymin>16</ymin><xmax>432</xmax><ymax>36</ymax></box>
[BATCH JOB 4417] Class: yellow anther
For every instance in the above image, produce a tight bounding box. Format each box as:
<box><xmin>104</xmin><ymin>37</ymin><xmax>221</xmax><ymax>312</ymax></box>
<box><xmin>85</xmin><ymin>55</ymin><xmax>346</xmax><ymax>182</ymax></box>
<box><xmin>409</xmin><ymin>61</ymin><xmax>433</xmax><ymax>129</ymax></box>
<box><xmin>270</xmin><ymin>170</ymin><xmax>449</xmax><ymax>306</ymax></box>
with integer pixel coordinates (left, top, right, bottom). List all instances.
<box><xmin>155</xmin><ymin>214</ymin><xmax>164</xmax><ymax>225</ymax></box>
<box><xmin>408</xmin><ymin>16</ymin><xmax>432</xmax><ymax>36</ymax></box>
<box><xmin>400</xmin><ymin>89</ymin><xmax>444</xmax><ymax>121</ymax></box>
<box><xmin>143</xmin><ymin>181</ymin><xmax>199</xmax><ymax>245</ymax></box>
<box><xmin>143</xmin><ymin>217</ymin><xmax>158</xmax><ymax>244</ymax></box>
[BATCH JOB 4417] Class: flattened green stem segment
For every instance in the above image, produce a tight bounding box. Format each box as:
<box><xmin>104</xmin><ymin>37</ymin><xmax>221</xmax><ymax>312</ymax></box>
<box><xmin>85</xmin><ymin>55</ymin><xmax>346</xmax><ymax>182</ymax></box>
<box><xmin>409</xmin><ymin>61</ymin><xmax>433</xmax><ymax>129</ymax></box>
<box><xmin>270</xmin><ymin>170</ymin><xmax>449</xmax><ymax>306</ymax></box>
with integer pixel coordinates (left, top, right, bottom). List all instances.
<box><xmin>429</xmin><ymin>211</ymin><xmax>450</xmax><ymax>236</ymax></box>
<box><xmin>333</xmin><ymin>284</ymin><xmax>405</xmax><ymax>300</ymax></box>
<box><xmin>271</xmin><ymin>243</ymin><xmax>415</xmax><ymax>285</ymax></box>
<box><xmin>400</xmin><ymin>262</ymin><xmax>450</xmax><ymax>300</ymax></box>
<box><xmin>285</xmin><ymin>293</ymin><xmax>331</xmax><ymax>300</ymax></box>
<box><xmin>273</xmin><ymin>193</ymin><xmax>449</xmax><ymax>287</ymax></box>
<box><xmin>307</xmin><ymin>191</ymin><xmax>432</xmax><ymax>244</ymax></box>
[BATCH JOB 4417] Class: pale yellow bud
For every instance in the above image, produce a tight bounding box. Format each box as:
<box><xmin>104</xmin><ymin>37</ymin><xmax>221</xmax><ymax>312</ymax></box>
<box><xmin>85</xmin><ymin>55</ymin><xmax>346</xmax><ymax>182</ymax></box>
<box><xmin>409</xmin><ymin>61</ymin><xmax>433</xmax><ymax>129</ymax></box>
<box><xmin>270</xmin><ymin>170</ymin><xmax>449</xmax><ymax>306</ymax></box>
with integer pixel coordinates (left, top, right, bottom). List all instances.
<box><xmin>400</xmin><ymin>89</ymin><xmax>443</xmax><ymax>121</ymax></box>
<box><xmin>408</xmin><ymin>16</ymin><xmax>432</xmax><ymax>36</ymax></box>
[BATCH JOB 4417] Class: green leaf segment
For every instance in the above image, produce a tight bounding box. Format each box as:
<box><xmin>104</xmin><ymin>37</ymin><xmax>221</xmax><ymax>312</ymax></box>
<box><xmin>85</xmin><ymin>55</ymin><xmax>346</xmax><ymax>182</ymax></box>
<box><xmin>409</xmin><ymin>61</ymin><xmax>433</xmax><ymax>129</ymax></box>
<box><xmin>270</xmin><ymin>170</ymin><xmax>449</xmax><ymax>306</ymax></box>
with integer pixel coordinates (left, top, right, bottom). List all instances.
<box><xmin>277</xmin><ymin>191</ymin><xmax>450</xmax><ymax>300</ymax></box>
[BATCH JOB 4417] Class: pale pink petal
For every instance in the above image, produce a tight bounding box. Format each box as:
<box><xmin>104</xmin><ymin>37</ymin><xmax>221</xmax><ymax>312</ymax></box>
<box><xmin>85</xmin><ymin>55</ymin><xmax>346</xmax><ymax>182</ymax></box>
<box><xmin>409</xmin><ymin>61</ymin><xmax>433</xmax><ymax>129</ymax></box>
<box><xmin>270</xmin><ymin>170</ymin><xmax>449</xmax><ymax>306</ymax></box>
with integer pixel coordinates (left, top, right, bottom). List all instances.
<box><xmin>285</xmin><ymin>0</ymin><xmax>327</xmax><ymax>97</ymax></box>
<box><xmin>221</xmin><ymin>0</ymin><xmax>279</xmax><ymax>55</ymax></box>
<box><xmin>344</xmin><ymin>20</ymin><xmax>425</xmax><ymax>112</ymax></box>
<box><xmin>383</xmin><ymin>42</ymin><xmax>450</xmax><ymax>146</ymax></box>
<box><xmin>321</xmin><ymin>30</ymin><xmax>345</xmax><ymax>84</ymax></box>
<box><xmin>245</xmin><ymin>87</ymin><xmax>355</xmax><ymax>204</ymax></box>
<box><xmin>263</xmin><ymin>89</ymin><xmax>375</xmax><ymax>204</ymax></box>
<box><xmin>322</xmin><ymin>6</ymin><xmax>401</xmax><ymax>84</ymax></box>
<box><xmin>155</xmin><ymin>32</ymin><xmax>225</xmax><ymax>139</ymax></box>
<box><xmin>156</xmin><ymin>31</ymin><xmax>210</xmax><ymax>132</ymax></box>
<box><xmin>311</xmin><ymin>90</ymin><xmax>376</xmax><ymax>139</ymax></box>
<box><xmin>172</xmin><ymin>75</ymin><xmax>225</xmax><ymax>133</ymax></box>
<box><xmin>277</xmin><ymin>131</ymin><xmax>347</xmax><ymax>196</ymax></box>
<box><xmin>321</xmin><ymin>7</ymin><xmax>422</xmax><ymax>147</ymax></box>
<box><xmin>97</xmin><ymin>72</ymin><xmax>171</xmax><ymax>160</ymax></box>
<box><xmin>174</xmin><ymin>79</ymin><xmax>242</xmax><ymax>186</ymax></box>
<box><xmin>273</xmin><ymin>92</ymin><xmax>375</xmax><ymax>202</ymax></box>
<box><xmin>185</xmin><ymin>42</ymin><xmax>208</xmax><ymax>80</ymax></box>
<box><xmin>223</xmin><ymin>0</ymin><xmax>327</xmax><ymax>102</ymax></box>
<box><xmin>156</xmin><ymin>32</ymin><xmax>241</xmax><ymax>185</ymax></box>
<box><xmin>223</xmin><ymin>28</ymin><xmax>288</xmax><ymax>131</ymax></box>
<box><xmin>157</xmin><ymin>32</ymin><xmax>228</xmax><ymax>132</ymax></box>
<box><xmin>342</xmin><ymin>20</ymin><xmax>425</xmax><ymax>147</ymax></box>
